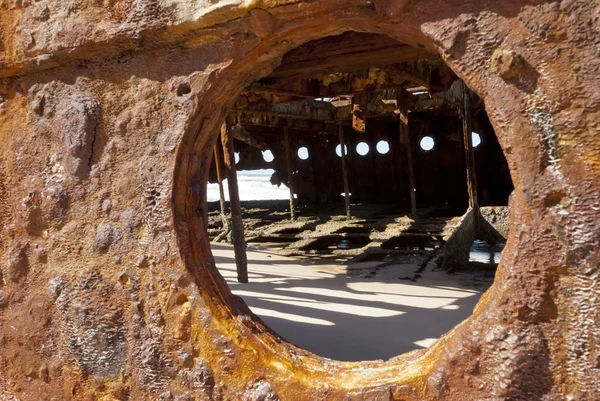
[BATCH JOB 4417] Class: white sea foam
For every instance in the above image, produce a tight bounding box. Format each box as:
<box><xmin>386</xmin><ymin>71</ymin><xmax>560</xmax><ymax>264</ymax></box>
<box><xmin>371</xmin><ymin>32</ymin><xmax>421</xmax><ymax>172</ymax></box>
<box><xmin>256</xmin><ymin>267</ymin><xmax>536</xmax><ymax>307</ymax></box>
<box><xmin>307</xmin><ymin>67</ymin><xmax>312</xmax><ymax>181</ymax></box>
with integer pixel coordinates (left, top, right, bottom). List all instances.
<box><xmin>207</xmin><ymin>169</ymin><xmax>290</xmax><ymax>202</ymax></box>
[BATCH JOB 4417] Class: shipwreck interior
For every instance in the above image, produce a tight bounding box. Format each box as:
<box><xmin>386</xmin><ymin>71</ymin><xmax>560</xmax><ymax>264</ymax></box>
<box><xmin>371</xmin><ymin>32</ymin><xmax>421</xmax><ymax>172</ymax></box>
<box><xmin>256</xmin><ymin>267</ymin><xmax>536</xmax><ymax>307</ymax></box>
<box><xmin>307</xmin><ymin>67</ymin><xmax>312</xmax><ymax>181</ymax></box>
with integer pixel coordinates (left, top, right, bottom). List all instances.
<box><xmin>206</xmin><ymin>32</ymin><xmax>513</xmax><ymax>361</ymax></box>
<box><xmin>1</xmin><ymin>0</ymin><xmax>598</xmax><ymax>397</ymax></box>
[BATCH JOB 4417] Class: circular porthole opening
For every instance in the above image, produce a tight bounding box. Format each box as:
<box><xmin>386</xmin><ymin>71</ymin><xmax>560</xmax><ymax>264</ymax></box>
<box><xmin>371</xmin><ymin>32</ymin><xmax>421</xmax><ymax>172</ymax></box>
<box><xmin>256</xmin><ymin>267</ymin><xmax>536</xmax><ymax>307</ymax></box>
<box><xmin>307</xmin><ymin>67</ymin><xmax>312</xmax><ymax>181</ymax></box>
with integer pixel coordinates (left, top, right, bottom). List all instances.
<box><xmin>335</xmin><ymin>144</ymin><xmax>349</xmax><ymax>157</ymax></box>
<box><xmin>298</xmin><ymin>147</ymin><xmax>309</xmax><ymax>160</ymax></box>
<box><xmin>472</xmin><ymin>132</ymin><xmax>482</xmax><ymax>147</ymax></box>
<box><xmin>197</xmin><ymin>31</ymin><xmax>515</xmax><ymax>365</ymax></box>
<box><xmin>420</xmin><ymin>136</ymin><xmax>435</xmax><ymax>151</ymax></box>
<box><xmin>376</xmin><ymin>140</ymin><xmax>390</xmax><ymax>154</ymax></box>
<box><xmin>356</xmin><ymin>142</ymin><xmax>370</xmax><ymax>156</ymax></box>
<box><xmin>262</xmin><ymin>149</ymin><xmax>275</xmax><ymax>162</ymax></box>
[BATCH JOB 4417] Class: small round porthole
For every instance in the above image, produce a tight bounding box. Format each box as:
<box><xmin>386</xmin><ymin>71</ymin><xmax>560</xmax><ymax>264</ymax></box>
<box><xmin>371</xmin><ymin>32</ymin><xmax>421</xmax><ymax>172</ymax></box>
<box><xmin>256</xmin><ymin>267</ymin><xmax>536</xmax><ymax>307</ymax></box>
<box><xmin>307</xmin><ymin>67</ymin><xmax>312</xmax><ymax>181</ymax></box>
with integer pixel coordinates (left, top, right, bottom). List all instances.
<box><xmin>335</xmin><ymin>144</ymin><xmax>348</xmax><ymax>157</ymax></box>
<box><xmin>420</xmin><ymin>136</ymin><xmax>435</xmax><ymax>151</ymax></box>
<box><xmin>356</xmin><ymin>142</ymin><xmax>370</xmax><ymax>156</ymax></box>
<box><xmin>262</xmin><ymin>150</ymin><xmax>274</xmax><ymax>162</ymax></box>
<box><xmin>298</xmin><ymin>147</ymin><xmax>309</xmax><ymax>160</ymax></box>
<box><xmin>376</xmin><ymin>140</ymin><xmax>390</xmax><ymax>155</ymax></box>
<box><xmin>472</xmin><ymin>132</ymin><xmax>482</xmax><ymax>147</ymax></box>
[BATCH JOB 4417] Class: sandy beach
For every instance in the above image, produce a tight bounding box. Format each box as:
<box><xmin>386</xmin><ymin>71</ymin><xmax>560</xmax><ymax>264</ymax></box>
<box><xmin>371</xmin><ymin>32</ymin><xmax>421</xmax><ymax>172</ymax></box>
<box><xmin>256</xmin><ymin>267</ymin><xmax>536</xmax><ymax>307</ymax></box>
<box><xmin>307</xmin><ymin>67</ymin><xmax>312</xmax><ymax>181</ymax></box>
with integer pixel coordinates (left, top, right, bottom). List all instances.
<box><xmin>212</xmin><ymin>243</ymin><xmax>488</xmax><ymax>362</ymax></box>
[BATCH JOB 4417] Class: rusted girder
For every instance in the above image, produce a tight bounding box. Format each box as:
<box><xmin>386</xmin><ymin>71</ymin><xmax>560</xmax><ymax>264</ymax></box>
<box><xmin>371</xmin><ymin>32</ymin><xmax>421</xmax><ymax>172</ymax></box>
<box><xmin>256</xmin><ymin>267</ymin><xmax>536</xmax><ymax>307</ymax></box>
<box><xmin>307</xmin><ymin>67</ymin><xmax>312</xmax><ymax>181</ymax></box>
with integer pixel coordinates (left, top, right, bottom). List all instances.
<box><xmin>238</xmin><ymin>61</ymin><xmax>455</xmax><ymax>108</ymax></box>
<box><xmin>236</xmin><ymin>112</ymin><xmax>330</xmax><ymax>131</ymax></box>
<box><xmin>236</xmin><ymin>97</ymin><xmax>398</xmax><ymax>126</ymax></box>
<box><xmin>229</xmin><ymin>123</ymin><xmax>266</xmax><ymax>149</ymax></box>
<box><xmin>246</xmin><ymin>101</ymin><xmax>335</xmax><ymax>119</ymax></box>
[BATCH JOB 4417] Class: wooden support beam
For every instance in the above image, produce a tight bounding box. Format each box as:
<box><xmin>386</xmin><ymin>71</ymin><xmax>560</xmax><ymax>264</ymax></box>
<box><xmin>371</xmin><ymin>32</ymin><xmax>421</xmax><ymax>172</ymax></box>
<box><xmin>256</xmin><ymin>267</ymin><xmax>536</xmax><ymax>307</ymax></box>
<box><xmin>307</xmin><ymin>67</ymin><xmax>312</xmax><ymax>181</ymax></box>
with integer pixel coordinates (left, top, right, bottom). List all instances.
<box><xmin>221</xmin><ymin>121</ymin><xmax>248</xmax><ymax>283</ymax></box>
<box><xmin>398</xmin><ymin>89</ymin><xmax>417</xmax><ymax>216</ymax></box>
<box><xmin>461</xmin><ymin>81</ymin><xmax>479</xmax><ymax>210</ymax></box>
<box><xmin>338</xmin><ymin>122</ymin><xmax>351</xmax><ymax>219</ymax></box>
<box><xmin>283</xmin><ymin>127</ymin><xmax>296</xmax><ymax>221</ymax></box>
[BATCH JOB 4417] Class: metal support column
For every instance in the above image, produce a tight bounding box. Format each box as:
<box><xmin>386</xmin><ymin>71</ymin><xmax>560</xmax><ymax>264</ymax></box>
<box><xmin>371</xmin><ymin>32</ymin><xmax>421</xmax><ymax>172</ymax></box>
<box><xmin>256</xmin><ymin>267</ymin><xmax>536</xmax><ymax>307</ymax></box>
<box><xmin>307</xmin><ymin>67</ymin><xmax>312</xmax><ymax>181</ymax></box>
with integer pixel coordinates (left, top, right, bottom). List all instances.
<box><xmin>213</xmin><ymin>143</ymin><xmax>228</xmax><ymax>226</ymax></box>
<box><xmin>221</xmin><ymin>121</ymin><xmax>248</xmax><ymax>283</ymax></box>
<box><xmin>398</xmin><ymin>89</ymin><xmax>417</xmax><ymax>216</ymax></box>
<box><xmin>461</xmin><ymin>81</ymin><xmax>479</xmax><ymax>210</ymax></box>
<box><xmin>283</xmin><ymin>127</ymin><xmax>296</xmax><ymax>220</ymax></box>
<box><xmin>338</xmin><ymin>122</ymin><xmax>351</xmax><ymax>219</ymax></box>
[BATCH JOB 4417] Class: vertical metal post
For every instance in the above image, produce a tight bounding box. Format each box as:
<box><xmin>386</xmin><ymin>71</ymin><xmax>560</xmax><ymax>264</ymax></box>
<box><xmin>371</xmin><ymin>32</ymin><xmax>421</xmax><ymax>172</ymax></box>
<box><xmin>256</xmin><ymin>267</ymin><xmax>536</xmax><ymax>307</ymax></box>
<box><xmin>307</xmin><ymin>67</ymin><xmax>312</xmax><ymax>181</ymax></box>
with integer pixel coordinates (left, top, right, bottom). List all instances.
<box><xmin>213</xmin><ymin>143</ymin><xmax>228</xmax><ymax>226</ymax></box>
<box><xmin>221</xmin><ymin>121</ymin><xmax>248</xmax><ymax>283</ymax></box>
<box><xmin>283</xmin><ymin>127</ymin><xmax>296</xmax><ymax>220</ymax></box>
<box><xmin>338</xmin><ymin>122</ymin><xmax>351</xmax><ymax>219</ymax></box>
<box><xmin>398</xmin><ymin>89</ymin><xmax>417</xmax><ymax>216</ymax></box>
<box><xmin>461</xmin><ymin>81</ymin><xmax>479</xmax><ymax>210</ymax></box>
<box><xmin>346</xmin><ymin>135</ymin><xmax>357</xmax><ymax>201</ymax></box>
<box><xmin>310</xmin><ymin>136</ymin><xmax>321</xmax><ymax>205</ymax></box>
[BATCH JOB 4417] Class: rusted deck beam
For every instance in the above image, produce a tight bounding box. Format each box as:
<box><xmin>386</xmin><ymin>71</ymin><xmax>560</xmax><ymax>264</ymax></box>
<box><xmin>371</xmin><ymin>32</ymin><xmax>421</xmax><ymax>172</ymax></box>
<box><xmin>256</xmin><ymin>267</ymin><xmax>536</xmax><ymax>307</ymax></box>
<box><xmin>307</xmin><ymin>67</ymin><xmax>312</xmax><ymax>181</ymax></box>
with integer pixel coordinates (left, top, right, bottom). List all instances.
<box><xmin>236</xmin><ymin>113</ymin><xmax>330</xmax><ymax>131</ymax></box>
<box><xmin>235</xmin><ymin>97</ymin><xmax>399</xmax><ymax>129</ymax></box>
<box><xmin>230</xmin><ymin>123</ymin><xmax>266</xmax><ymax>149</ymax></box>
<box><xmin>221</xmin><ymin>121</ymin><xmax>248</xmax><ymax>283</ymax></box>
<box><xmin>244</xmin><ymin>101</ymin><xmax>336</xmax><ymax>120</ymax></box>
<box><xmin>241</xmin><ymin>62</ymin><xmax>445</xmax><ymax>106</ymax></box>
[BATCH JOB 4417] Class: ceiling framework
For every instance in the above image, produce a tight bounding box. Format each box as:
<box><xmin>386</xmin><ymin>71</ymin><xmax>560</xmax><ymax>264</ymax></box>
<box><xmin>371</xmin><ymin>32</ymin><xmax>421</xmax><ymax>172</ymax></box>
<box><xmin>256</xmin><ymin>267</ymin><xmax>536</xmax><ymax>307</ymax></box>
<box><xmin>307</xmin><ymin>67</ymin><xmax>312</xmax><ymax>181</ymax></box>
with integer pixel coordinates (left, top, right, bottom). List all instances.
<box><xmin>231</xmin><ymin>31</ymin><xmax>462</xmax><ymax>131</ymax></box>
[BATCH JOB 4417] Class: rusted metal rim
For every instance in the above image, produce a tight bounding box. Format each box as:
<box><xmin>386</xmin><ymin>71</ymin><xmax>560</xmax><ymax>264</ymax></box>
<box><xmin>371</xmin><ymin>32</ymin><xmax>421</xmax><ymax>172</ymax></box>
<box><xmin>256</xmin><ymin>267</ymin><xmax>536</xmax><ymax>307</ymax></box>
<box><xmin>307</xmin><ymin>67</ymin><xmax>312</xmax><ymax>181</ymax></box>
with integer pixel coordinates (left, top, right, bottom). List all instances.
<box><xmin>171</xmin><ymin>16</ymin><xmax>516</xmax><ymax>393</ymax></box>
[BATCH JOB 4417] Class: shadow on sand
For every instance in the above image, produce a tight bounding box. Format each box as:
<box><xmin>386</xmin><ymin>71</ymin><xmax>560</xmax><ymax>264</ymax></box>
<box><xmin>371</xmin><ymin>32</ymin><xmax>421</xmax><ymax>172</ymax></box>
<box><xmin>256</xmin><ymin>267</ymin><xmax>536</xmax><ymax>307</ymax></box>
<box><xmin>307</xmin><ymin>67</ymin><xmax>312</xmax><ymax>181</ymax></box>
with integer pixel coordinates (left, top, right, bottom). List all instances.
<box><xmin>211</xmin><ymin>243</ymin><xmax>486</xmax><ymax>362</ymax></box>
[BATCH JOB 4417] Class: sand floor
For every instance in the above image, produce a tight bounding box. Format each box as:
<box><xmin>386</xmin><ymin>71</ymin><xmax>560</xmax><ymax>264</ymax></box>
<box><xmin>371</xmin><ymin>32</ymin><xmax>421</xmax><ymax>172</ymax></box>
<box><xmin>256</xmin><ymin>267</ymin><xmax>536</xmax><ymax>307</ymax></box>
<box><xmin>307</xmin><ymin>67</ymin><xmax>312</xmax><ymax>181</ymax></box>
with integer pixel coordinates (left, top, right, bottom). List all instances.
<box><xmin>212</xmin><ymin>243</ymin><xmax>488</xmax><ymax>362</ymax></box>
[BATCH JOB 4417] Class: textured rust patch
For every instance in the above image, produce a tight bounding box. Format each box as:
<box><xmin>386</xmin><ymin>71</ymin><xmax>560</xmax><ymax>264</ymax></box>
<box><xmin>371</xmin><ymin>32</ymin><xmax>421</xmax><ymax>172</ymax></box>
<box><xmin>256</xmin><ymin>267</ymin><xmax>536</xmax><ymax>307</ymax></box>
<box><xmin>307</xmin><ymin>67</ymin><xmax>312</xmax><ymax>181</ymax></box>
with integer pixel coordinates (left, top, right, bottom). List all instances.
<box><xmin>0</xmin><ymin>1</ymin><xmax>599</xmax><ymax>400</ymax></box>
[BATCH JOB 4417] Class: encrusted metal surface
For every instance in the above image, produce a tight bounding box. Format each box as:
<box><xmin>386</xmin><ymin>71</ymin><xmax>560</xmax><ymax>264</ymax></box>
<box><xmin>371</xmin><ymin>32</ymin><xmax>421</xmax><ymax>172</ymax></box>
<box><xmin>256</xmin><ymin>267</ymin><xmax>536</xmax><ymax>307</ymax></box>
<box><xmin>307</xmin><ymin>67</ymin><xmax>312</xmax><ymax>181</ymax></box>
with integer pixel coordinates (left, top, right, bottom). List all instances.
<box><xmin>0</xmin><ymin>0</ymin><xmax>599</xmax><ymax>399</ymax></box>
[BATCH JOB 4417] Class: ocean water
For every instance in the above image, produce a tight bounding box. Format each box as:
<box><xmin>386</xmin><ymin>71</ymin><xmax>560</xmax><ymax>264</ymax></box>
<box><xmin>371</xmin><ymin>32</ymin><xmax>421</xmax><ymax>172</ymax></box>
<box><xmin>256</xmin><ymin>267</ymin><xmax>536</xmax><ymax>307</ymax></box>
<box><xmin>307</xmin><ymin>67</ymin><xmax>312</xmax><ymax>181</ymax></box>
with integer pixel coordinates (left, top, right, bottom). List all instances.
<box><xmin>207</xmin><ymin>169</ymin><xmax>291</xmax><ymax>202</ymax></box>
<box><xmin>469</xmin><ymin>239</ymin><xmax>505</xmax><ymax>264</ymax></box>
